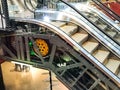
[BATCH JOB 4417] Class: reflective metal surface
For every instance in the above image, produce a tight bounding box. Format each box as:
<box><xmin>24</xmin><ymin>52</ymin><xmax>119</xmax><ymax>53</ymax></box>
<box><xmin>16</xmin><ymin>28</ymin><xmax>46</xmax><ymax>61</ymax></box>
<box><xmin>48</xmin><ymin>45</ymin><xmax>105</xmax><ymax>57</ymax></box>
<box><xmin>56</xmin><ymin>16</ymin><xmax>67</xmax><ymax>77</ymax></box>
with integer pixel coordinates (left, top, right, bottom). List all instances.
<box><xmin>14</xmin><ymin>18</ymin><xmax>120</xmax><ymax>87</ymax></box>
<box><xmin>35</xmin><ymin>10</ymin><xmax>120</xmax><ymax>57</ymax></box>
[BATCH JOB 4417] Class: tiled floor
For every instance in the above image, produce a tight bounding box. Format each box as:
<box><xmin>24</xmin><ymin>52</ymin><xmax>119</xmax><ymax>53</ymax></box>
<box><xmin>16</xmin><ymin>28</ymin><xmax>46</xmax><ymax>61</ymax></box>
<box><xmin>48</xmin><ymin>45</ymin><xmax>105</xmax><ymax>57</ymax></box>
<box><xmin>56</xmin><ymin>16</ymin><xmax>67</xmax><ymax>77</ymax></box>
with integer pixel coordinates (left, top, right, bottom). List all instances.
<box><xmin>1</xmin><ymin>61</ymin><xmax>68</xmax><ymax>90</ymax></box>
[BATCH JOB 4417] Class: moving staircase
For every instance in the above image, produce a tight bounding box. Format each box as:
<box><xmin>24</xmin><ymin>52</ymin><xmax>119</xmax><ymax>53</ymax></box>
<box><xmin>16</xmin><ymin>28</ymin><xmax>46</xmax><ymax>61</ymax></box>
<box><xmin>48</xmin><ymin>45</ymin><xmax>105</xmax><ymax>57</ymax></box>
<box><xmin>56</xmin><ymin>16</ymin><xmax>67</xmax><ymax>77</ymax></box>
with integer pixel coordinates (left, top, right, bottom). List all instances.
<box><xmin>0</xmin><ymin>0</ymin><xmax>120</xmax><ymax>90</ymax></box>
<box><xmin>50</xmin><ymin>21</ymin><xmax>120</xmax><ymax>78</ymax></box>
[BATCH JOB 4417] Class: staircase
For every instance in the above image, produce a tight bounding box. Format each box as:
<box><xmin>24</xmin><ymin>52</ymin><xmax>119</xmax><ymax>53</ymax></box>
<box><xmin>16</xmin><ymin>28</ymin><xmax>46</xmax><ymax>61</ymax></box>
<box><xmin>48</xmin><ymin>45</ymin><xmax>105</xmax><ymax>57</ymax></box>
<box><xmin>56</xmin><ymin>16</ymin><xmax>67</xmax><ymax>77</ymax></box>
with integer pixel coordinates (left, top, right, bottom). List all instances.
<box><xmin>51</xmin><ymin>21</ymin><xmax>120</xmax><ymax>77</ymax></box>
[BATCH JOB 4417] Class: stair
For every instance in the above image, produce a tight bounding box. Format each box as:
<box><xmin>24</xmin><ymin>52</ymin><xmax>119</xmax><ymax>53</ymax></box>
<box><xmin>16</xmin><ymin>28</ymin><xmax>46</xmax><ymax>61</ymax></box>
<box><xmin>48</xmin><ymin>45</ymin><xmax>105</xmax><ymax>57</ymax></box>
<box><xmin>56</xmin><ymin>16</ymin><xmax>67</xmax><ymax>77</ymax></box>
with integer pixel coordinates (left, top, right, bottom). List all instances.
<box><xmin>82</xmin><ymin>41</ymin><xmax>99</xmax><ymax>53</ymax></box>
<box><xmin>60</xmin><ymin>25</ymin><xmax>78</xmax><ymax>35</ymax></box>
<box><xmin>89</xmin><ymin>17</ymin><xmax>98</xmax><ymax>22</ymax></box>
<box><xmin>97</xmin><ymin>24</ymin><xmax>107</xmax><ymax>30</ymax></box>
<box><xmin>71</xmin><ymin>33</ymin><xmax>88</xmax><ymax>44</ymax></box>
<box><xmin>93</xmin><ymin>50</ymin><xmax>110</xmax><ymax>63</ymax></box>
<box><xmin>51</xmin><ymin>22</ymin><xmax>66</xmax><ymax>27</ymax></box>
<box><xmin>106</xmin><ymin>59</ymin><xmax>120</xmax><ymax>74</ymax></box>
<box><xmin>106</xmin><ymin>31</ymin><xmax>117</xmax><ymax>37</ymax></box>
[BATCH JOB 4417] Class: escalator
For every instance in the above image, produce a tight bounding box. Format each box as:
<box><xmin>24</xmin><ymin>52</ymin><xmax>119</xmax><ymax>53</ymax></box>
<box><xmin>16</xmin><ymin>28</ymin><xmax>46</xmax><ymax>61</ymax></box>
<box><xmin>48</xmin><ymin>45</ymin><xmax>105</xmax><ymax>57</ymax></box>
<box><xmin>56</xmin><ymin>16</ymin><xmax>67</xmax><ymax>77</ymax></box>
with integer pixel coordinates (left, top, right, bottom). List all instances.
<box><xmin>51</xmin><ymin>19</ymin><xmax>120</xmax><ymax>77</ymax></box>
<box><xmin>57</xmin><ymin>0</ymin><xmax>120</xmax><ymax>46</ymax></box>
<box><xmin>11</xmin><ymin>16</ymin><xmax>120</xmax><ymax>89</ymax></box>
<box><xmin>4</xmin><ymin>8</ymin><xmax>120</xmax><ymax>90</ymax></box>
<box><xmin>0</xmin><ymin>0</ymin><xmax>120</xmax><ymax>90</ymax></box>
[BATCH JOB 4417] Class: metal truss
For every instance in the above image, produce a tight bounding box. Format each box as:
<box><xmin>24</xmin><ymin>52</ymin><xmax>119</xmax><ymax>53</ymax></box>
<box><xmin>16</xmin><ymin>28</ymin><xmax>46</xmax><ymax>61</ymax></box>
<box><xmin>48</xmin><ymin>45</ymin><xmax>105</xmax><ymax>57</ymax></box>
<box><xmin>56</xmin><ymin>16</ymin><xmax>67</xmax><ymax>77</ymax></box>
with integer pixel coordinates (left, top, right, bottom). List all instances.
<box><xmin>0</xmin><ymin>31</ymin><xmax>119</xmax><ymax>90</ymax></box>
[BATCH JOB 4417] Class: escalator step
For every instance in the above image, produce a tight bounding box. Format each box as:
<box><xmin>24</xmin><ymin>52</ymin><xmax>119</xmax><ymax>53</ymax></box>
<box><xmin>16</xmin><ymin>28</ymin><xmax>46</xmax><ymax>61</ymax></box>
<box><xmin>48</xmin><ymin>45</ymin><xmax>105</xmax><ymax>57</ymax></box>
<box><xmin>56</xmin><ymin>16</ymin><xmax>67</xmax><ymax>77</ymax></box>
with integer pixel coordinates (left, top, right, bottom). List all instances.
<box><xmin>89</xmin><ymin>17</ymin><xmax>98</xmax><ymax>22</ymax></box>
<box><xmin>71</xmin><ymin>33</ymin><xmax>88</xmax><ymax>44</ymax></box>
<box><xmin>106</xmin><ymin>31</ymin><xmax>117</xmax><ymax>37</ymax></box>
<box><xmin>82</xmin><ymin>41</ymin><xmax>99</xmax><ymax>53</ymax></box>
<box><xmin>51</xmin><ymin>22</ymin><xmax>66</xmax><ymax>27</ymax></box>
<box><xmin>97</xmin><ymin>24</ymin><xmax>107</xmax><ymax>30</ymax></box>
<box><xmin>93</xmin><ymin>50</ymin><xmax>110</xmax><ymax>63</ymax></box>
<box><xmin>106</xmin><ymin>59</ymin><xmax>120</xmax><ymax>74</ymax></box>
<box><xmin>60</xmin><ymin>25</ymin><xmax>78</xmax><ymax>36</ymax></box>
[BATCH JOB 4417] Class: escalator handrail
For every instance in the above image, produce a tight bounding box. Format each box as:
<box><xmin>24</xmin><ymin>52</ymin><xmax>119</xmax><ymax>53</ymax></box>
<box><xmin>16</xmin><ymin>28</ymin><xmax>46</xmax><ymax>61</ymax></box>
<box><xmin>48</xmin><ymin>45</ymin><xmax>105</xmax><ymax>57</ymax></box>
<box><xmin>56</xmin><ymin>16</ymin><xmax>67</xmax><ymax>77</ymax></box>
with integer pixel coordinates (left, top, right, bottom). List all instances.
<box><xmin>14</xmin><ymin>18</ymin><xmax>120</xmax><ymax>87</ymax></box>
<box><xmin>92</xmin><ymin>0</ymin><xmax>120</xmax><ymax>22</ymax></box>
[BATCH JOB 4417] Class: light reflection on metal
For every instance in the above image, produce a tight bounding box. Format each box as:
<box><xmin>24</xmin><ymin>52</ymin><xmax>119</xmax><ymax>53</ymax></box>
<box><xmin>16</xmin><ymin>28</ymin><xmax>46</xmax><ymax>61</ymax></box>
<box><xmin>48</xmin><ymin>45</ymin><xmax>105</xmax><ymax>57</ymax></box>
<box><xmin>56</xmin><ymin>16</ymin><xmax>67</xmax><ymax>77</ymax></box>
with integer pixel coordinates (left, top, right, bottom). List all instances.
<box><xmin>43</xmin><ymin>16</ymin><xmax>50</xmax><ymax>22</ymax></box>
<box><xmin>14</xmin><ymin>19</ymin><xmax>120</xmax><ymax>86</ymax></box>
<box><xmin>35</xmin><ymin>10</ymin><xmax>120</xmax><ymax>55</ymax></box>
<box><xmin>11</xmin><ymin>61</ymin><xmax>32</xmax><ymax>67</ymax></box>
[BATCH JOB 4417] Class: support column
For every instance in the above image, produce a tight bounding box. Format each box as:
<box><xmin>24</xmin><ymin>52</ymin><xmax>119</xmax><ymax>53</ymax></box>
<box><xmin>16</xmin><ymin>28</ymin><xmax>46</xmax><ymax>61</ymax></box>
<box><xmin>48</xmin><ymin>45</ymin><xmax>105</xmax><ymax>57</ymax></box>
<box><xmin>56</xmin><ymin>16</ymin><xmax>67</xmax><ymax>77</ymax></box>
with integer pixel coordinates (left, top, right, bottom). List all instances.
<box><xmin>1</xmin><ymin>0</ymin><xmax>10</xmax><ymax>29</ymax></box>
<box><xmin>0</xmin><ymin>64</ymin><xmax>5</xmax><ymax>90</ymax></box>
<box><xmin>49</xmin><ymin>71</ymin><xmax>53</xmax><ymax>90</ymax></box>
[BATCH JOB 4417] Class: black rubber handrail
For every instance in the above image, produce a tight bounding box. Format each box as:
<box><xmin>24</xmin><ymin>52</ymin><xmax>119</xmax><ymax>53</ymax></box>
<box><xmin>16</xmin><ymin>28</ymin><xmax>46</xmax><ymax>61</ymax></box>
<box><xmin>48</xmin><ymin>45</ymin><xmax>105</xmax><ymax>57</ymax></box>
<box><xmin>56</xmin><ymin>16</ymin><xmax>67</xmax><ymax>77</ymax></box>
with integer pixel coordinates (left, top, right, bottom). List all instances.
<box><xmin>92</xmin><ymin>0</ymin><xmax>120</xmax><ymax>22</ymax></box>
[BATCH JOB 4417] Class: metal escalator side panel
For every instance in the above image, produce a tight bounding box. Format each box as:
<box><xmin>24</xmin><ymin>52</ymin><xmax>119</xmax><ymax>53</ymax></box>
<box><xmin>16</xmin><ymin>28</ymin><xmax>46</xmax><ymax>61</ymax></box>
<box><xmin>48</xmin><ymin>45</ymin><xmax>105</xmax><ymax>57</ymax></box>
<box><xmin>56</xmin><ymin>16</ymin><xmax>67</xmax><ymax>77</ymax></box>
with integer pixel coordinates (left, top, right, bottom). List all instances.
<box><xmin>34</xmin><ymin>10</ymin><xmax>120</xmax><ymax>58</ymax></box>
<box><xmin>71</xmin><ymin>12</ymin><xmax>120</xmax><ymax>57</ymax></box>
<box><xmin>56</xmin><ymin>2</ymin><xmax>120</xmax><ymax>46</ymax></box>
<box><xmin>73</xmin><ymin>3</ymin><xmax>120</xmax><ymax>32</ymax></box>
<box><xmin>14</xmin><ymin>18</ymin><xmax>120</xmax><ymax>87</ymax></box>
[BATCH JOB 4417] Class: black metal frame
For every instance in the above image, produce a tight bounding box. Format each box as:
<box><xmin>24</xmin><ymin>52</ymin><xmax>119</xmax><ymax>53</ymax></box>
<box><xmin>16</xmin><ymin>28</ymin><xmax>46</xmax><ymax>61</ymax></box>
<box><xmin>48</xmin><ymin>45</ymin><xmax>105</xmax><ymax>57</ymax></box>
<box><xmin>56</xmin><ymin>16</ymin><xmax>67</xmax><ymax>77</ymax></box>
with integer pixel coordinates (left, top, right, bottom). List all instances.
<box><xmin>0</xmin><ymin>28</ymin><xmax>119</xmax><ymax>90</ymax></box>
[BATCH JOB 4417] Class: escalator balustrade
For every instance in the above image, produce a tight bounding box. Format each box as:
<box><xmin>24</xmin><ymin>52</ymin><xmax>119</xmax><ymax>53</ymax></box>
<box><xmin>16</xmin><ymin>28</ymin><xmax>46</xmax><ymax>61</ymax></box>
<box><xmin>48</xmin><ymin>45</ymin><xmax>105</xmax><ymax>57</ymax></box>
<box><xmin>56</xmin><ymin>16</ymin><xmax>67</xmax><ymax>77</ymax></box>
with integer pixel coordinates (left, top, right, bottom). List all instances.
<box><xmin>82</xmin><ymin>11</ymin><xmax>120</xmax><ymax>44</ymax></box>
<box><xmin>51</xmin><ymin>21</ymin><xmax>120</xmax><ymax>77</ymax></box>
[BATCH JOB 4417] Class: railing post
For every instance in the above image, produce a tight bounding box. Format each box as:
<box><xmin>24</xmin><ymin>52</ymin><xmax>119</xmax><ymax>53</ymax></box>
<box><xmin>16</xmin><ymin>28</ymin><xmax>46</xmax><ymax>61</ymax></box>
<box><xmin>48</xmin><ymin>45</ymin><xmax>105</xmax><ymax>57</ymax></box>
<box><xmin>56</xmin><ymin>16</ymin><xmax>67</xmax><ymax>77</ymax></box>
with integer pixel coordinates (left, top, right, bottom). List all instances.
<box><xmin>1</xmin><ymin>0</ymin><xmax>10</xmax><ymax>29</ymax></box>
<box><xmin>0</xmin><ymin>64</ymin><xmax>5</xmax><ymax>90</ymax></box>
